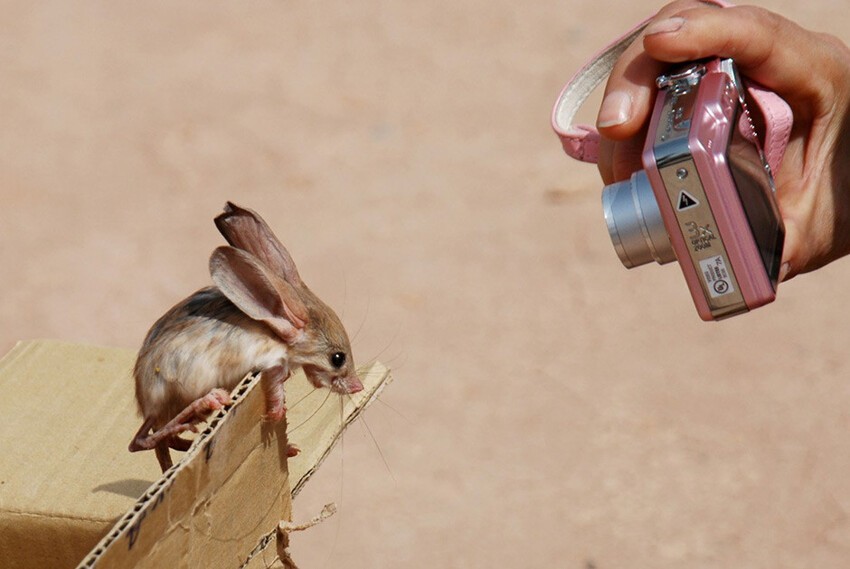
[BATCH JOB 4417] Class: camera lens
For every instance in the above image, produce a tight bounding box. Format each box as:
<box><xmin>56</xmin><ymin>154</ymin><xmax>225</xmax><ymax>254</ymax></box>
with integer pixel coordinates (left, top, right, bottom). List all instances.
<box><xmin>601</xmin><ymin>170</ymin><xmax>675</xmax><ymax>268</ymax></box>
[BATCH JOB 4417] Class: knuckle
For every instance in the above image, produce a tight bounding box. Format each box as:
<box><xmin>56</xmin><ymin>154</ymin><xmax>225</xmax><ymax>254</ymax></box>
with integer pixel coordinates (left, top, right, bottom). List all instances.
<box><xmin>735</xmin><ymin>5</ymin><xmax>783</xmax><ymax>39</ymax></box>
<box><xmin>663</xmin><ymin>0</ymin><xmax>696</xmax><ymax>12</ymax></box>
<box><xmin>654</xmin><ymin>0</ymin><xmax>707</xmax><ymax>20</ymax></box>
<box><xmin>817</xmin><ymin>31</ymin><xmax>850</xmax><ymax>56</ymax></box>
<box><xmin>723</xmin><ymin>6</ymin><xmax>781</xmax><ymax>66</ymax></box>
<box><xmin>737</xmin><ymin>5</ymin><xmax>774</xmax><ymax>24</ymax></box>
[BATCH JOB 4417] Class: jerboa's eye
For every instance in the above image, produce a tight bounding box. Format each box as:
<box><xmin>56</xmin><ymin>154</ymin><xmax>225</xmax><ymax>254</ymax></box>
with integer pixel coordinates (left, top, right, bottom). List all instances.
<box><xmin>330</xmin><ymin>352</ymin><xmax>346</xmax><ymax>368</ymax></box>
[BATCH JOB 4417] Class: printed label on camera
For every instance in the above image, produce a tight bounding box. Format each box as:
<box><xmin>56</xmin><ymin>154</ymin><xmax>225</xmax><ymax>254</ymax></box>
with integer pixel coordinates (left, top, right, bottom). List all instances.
<box><xmin>699</xmin><ymin>255</ymin><xmax>735</xmax><ymax>298</ymax></box>
<box><xmin>685</xmin><ymin>221</ymin><xmax>716</xmax><ymax>252</ymax></box>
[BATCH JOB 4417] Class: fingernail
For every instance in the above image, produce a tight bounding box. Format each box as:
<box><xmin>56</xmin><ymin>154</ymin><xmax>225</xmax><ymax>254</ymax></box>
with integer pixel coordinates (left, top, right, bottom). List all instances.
<box><xmin>779</xmin><ymin>262</ymin><xmax>791</xmax><ymax>282</ymax></box>
<box><xmin>644</xmin><ymin>17</ymin><xmax>686</xmax><ymax>36</ymax></box>
<box><xmin>597</xmin><ymin>91</ymin><xmax>633</xmax><ymax>129</ymax></box>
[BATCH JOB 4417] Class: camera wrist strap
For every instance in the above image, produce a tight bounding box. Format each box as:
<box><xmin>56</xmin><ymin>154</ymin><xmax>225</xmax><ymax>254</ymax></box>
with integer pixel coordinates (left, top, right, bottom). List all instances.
<box><xmin>551</xmin><ymin>1</ymin><xmax>793</xmax><ymax>174</ymax></box>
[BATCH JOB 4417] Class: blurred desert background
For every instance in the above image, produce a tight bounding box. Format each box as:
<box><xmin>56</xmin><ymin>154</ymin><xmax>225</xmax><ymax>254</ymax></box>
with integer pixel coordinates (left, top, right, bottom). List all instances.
<box><xmin>3</xmin><ymin>0</ymin><xmax>850</xmax><ymax>567</ymax></box>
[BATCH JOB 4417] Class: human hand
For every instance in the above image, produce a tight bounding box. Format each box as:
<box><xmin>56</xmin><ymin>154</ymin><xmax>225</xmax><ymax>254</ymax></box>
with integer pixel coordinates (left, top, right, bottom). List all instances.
<box><xmin>596</xmin><ymin>1</ymin><xmax>850</xmax><ymax>281</ymax></box>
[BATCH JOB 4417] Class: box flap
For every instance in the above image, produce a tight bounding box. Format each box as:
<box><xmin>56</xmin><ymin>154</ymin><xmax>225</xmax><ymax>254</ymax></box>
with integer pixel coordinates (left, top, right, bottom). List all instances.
<box><xmin>0</xmin><ymin>340</ymin><xmax>161</xmax><ymax>568</ymax></box>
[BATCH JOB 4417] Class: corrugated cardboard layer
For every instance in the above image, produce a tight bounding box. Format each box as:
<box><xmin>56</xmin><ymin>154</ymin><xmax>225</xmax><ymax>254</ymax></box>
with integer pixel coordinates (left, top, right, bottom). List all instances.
<box><xmin>0</xmin><ymin>340</ymin><xmax>391</xmax><ymax>569</ymax></box>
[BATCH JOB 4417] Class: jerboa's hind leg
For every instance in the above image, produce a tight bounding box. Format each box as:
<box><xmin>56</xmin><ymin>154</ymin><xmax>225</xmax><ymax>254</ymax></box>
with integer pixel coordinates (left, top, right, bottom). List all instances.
<box><xmin>129</xmin><ymin>389</ymin><xmax>232</xmax><ymax>471</ymax></box>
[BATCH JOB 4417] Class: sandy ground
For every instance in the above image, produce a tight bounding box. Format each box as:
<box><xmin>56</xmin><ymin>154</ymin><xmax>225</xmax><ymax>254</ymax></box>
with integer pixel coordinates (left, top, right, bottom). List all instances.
<box><xmin>3</xmin><ymin>1</ymin><xmax>850</xmax><ymax>567</ymax></box>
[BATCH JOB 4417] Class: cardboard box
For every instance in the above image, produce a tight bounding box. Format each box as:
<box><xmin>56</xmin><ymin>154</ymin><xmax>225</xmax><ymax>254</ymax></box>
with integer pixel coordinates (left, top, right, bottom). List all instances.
<box><xmin>0</xmin><ymin>340</ymin><xmax>391</xmax><ymax>568</ymax></box>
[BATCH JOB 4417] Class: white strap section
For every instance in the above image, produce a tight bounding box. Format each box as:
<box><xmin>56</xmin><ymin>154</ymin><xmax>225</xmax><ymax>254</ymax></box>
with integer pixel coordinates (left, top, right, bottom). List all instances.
<box><xmin>551</xmin><ymin>18</ymin><xmax>650</xmax><ymax>147</ymax></box>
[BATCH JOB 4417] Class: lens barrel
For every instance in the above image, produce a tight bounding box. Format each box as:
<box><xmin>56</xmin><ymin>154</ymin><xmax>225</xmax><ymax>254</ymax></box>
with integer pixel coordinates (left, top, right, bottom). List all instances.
<box><xmin>602</xmin><ymin>170</ymin><xmax>675</xmax><ymax>268</ymax></box>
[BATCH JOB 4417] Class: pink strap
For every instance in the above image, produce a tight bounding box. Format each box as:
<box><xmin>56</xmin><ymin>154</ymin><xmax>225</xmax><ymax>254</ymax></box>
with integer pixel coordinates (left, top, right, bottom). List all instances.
<box><xmin>551</xmin><ymin>1</ymin><xmax>793</xmax><ymax>174</ymax></box>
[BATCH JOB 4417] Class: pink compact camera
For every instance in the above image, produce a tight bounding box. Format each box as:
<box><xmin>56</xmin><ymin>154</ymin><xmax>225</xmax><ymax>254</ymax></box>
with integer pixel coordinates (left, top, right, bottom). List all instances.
<box><xmin>602</xmin><ymin>59</ymin><xmax>785</xmax><ymax>321</ymax></box>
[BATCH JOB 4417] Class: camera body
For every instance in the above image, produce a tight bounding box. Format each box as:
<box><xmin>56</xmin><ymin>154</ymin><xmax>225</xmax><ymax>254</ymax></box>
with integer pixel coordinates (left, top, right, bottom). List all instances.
<box><xmin>602</xmin><ymin>59</ymin><xmax>785</xmax><ymax>321</ymax></box>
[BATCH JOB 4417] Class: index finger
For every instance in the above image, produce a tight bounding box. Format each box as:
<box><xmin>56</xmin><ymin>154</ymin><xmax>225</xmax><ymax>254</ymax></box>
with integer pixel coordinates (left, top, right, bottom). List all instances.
<box><xmin>642</xmin><ymin>5</ymin><xmax>843</xmax><ymax>107</ymax></box>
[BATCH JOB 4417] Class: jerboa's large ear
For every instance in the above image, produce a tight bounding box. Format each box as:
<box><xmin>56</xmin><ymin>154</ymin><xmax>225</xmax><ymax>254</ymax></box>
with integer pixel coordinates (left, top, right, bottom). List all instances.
<box><xmin>214</xmin><ymin>202</ymin><xmax>303</xmax><ymax>286</ymax></box>
<box><xmin>209</xmin><ymin>246</ymin><xmax>308</xmax><ymax>342</ymax></box>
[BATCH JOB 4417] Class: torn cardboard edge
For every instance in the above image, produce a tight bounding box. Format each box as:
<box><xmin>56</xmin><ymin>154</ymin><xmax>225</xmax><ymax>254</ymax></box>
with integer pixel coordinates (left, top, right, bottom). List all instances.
<box><xmin>75</xmin><ymin>360</ymin><xmax>392</xmax><ymax>569</ymax></box>
<box><xmin>275</xmin><ymin>503</ymin><xmax>338</xmax><ymax>569</ymax></box>
<box><xmin>245</xmin><ymin>503</ymin><xmax>338</xmax><ymax>569</ymax></box>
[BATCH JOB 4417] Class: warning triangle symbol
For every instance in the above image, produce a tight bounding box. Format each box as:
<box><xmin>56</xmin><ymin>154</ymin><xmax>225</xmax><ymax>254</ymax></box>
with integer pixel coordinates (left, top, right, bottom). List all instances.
<box><xmin>677</xmin><ymin>191</ymin><xmax>699</xmax><ymax>210</ymax></box>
